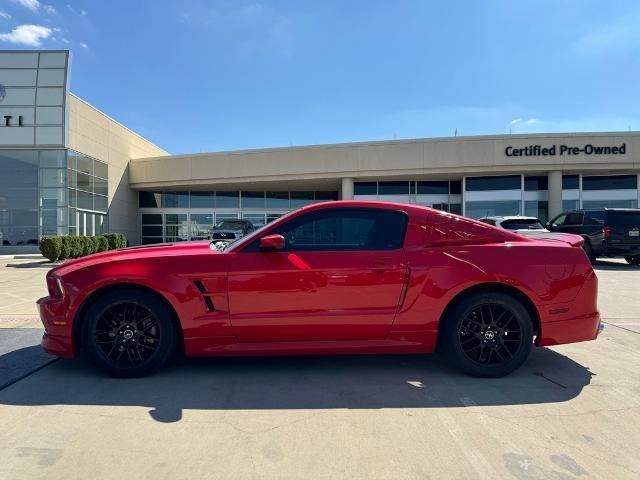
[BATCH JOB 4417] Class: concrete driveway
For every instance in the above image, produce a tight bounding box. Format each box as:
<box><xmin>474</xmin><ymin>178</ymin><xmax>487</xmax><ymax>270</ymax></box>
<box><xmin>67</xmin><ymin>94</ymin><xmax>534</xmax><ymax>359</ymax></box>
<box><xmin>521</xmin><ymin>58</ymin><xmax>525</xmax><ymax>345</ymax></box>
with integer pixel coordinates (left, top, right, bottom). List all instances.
<box><xmin>0</xmin><ymin>256</ymin><xmax>639</xmax><ymax>479</ymax></box>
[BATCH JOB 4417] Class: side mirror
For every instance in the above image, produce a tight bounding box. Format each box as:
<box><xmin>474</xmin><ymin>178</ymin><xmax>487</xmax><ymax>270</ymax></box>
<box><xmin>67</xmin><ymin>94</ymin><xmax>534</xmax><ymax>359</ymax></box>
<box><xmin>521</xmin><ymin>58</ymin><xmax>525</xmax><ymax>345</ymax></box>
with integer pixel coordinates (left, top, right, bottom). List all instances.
<box><xmin>259</xmin><ymin>234</ymin><xmax>285</xmax><ymax>250</ymax></box>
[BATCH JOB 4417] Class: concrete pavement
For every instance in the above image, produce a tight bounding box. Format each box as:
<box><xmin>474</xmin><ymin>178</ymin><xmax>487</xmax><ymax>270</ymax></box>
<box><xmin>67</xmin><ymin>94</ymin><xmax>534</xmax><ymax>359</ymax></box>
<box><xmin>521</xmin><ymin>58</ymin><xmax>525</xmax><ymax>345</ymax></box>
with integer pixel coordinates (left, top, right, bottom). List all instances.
<box><xmin>0</xmin><ymin>256</ymin><xmax>638</xmax><ymax>479</ymax></box>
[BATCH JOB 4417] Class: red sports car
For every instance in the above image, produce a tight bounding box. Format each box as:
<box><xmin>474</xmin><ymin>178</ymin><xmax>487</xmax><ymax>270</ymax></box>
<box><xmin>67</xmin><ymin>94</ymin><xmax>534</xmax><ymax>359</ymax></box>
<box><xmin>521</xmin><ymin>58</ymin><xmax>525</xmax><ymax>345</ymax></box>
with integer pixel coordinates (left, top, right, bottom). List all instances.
<box><xmin>38</xmin><ymin>201</ymin><xmax>601</xmax><ymax>378</ymax></box>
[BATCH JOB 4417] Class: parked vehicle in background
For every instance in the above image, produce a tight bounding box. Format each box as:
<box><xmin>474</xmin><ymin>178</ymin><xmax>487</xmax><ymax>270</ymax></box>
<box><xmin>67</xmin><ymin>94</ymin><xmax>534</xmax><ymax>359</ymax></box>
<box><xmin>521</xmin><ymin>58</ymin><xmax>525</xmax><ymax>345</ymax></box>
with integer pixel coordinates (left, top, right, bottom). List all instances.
<box><xmin>547</xmin><ymin>208</ymin><xmax>640</xmax><ymax>264</ymax></box>
<box><xmin>209</xmin><ymin>219</ymin><xmax>255</xmax><ymax>243</ymax></box>
<box><xmin>37</xmin><ymin>201</ymin><xmax>601</xmax><ymax>379</ymax></box>
<box><xmin>479</xmin><ymin>216</ymin><xmax>548</xmax><ymax>234</ymax></box>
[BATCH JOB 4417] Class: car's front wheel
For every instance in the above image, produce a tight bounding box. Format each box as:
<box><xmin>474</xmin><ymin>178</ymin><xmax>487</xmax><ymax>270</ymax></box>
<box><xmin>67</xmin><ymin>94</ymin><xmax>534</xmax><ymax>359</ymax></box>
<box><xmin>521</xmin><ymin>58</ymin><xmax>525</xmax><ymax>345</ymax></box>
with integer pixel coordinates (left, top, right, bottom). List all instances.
<box><xmin>443</xmin><ymin>292</ymin><xmax>533</xmax><ymax>378</ymax></box>
<box><xmin>81</xmin><ymin>289</ymin><xmax>177</xmax><ymax>377</ymax></box>
<box><xmin>624</xmin><ymin>255</ymin><xmax>640</xmax><ymax>265</ymax></box>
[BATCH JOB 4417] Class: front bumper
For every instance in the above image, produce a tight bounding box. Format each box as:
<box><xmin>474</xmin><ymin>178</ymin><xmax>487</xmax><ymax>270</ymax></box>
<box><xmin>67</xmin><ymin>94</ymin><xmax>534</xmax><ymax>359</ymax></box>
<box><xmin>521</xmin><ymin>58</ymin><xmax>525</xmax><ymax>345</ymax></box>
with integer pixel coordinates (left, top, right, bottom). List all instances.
<box><xmin>37</xmin><ymin>296</ymin><xmax>76</xmax><ymax>358</ymax></box>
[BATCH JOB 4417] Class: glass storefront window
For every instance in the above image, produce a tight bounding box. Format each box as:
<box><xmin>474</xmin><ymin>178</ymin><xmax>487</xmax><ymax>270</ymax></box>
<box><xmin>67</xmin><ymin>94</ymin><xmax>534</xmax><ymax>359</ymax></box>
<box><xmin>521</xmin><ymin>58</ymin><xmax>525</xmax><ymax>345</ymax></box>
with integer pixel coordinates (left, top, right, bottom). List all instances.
<box><xmin>562</xmin><ymin>200</ymin><xmax>579</xmax><ymax>211</ymax></box>
<box><xmin>417</xmin><ymin>181</ymin><xmax>449</xmax><ymax>195</ymax></box>
<box><xmin>266</xmin><ymin>192</ymin><xmax>290</xmax><ymax>209</ymax></box>
<box><xmin>190</xmin><ymin>192</ymin><xmax>215</xmax><ymax>208</ymax></box>
<box><xmin>94</xmin><ymin>177</ymin><xmax>108</xmax><ymax>196</ymax></box>
<box><xmin>562</xmin><ymin>175</ymin><xmax>579</xmax><ymax>189</ymax></box>
<box><xmin>77</xmin><ymin>190</ymin><xmax>93</xmax><ymax>210</ymax></box>
<box><xmin>216</xmin><ymin>191</ymin><xmax>240</xmax><ymax>208</ymax></box>
<box><xmin>241</xmin><ymin>192</ymin><xmax>265</xmax><ymax>208</ymax></box>
<box><xmin>466</xmin><ymin>175</ymin><xmax>521</xmax><ymax>191</ymax></box>
<box><xmin>378</xmin><ymin>182</ymin><xmax>410</xmax><ymax>195</ymax></box>
<box><xmin>354</xmin><ymin>182</ymin><xmax>377</xmax><ymax>195</ymax></box>
<box><xmin>465</xmin><ymin>200</ymin><xmax>521</xmax><ymax>219</ymax></box>
<box><xmin>314</xmin><ymin>191</ymin><xmax>339</xmax><ymax>202</ymax></box>
<box><xmin>139</xmin><ymin>191</ymin><xmax>161</xmax><ymax>208</ymax></box>
<box><xmin>524</xmin><ymin>176</ymin><xmax>548</xmax><ymax>191</ymax></box>
<box><xmin>162</xmin><ymin>192</ymin><xmax>189</xmax><ymax>208</ymax></box>
<box><xmin>582</xmin><ymin>175</ymin><xmax>637</xmax><ymax>190</ymax></box>
<box><xmin>164</xmin><ymin>213</ymin><xmax>189</xmax><ymax>242</ymax></box>
<box><xmin>290</xmin><ymin>192</ymin><xmax>315</xmax><ymax>207</ymax></box>
<box><xmin>94</xmin><ymin>195</ymin><xmax>108</xmax><ymax>213</ymax></box>
<box><xmin>189</xmin><ymin>213</ymin><xmax>213</xmax><ymax>240</ymax></box>
<box><xmin>94</xmin><ymin>160</ymin><xmax>108</xmax><ymax>179</ymax></box>
<box><xmin>77</xmin><ymin>154</ymin><xmax>93</xmax><ymax>176</ymax></box>
<box><xmin>524</xmin><ymin>200</ymin><xmax>549</xmax><ymax>222</ymax></box>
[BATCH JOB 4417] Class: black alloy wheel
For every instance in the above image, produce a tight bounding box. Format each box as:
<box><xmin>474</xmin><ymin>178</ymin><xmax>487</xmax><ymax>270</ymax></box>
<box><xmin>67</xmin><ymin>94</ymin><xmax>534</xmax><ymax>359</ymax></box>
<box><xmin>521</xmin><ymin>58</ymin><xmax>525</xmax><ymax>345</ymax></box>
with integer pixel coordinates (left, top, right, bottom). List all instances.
<box><xmin>458</xmin><ymin>303</ymin><xmax>522</xmax><ymax>367</ymax></box>
<box><xmin>82</xmin><ymin>289</ymin><xmax>176</xmax><ymax>377</ymax></box>
<box><xmin>444</xmin><ymin>292</ymin><xmax>533</xmax><ymax>377</ymax></box>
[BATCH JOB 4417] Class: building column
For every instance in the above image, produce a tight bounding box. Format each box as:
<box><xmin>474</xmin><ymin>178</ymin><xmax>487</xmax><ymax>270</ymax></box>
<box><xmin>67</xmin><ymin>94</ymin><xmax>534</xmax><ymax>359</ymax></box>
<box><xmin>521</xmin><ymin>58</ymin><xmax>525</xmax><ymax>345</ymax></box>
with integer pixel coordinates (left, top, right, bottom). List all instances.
<box><xmin>341</xmin><ymin>177</ymin><xmax>354</xmax><ymax>200</ymax></box>
<box><xmin>548</xmin><ymin>170</ymin><xmax>563</xmax><ymax>219</ymax></box>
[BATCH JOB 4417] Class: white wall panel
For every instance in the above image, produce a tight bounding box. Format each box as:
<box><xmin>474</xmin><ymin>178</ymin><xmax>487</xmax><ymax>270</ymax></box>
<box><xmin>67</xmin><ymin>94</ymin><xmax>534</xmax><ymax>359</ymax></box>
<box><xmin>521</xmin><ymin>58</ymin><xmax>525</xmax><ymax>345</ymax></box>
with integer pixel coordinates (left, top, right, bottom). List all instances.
<box><xmin>0</xmin><ymin>52</ymin><xmax>38</xmax><ymax>68</ymax></box>
<box><xmin>36</xmin><ymin>106</ymin><xmax>63</xmax><ymax>125</ymax></box>
<box><xmin>36</xmin><ymin>69</ymin><xmax>65</xmax><ymax>87</ymax></box>
<box><xmin>35</xmin><ymin>126</ymin><xmax>63</xmax><ymax>145</ymax></box>
<box><xmin>0</xmin><ymin>88</ymin><xmax>36</xmax><ymax>106</ymax></box>
<box><xmin>0</xmin><ymin>69</ymin><xmax>37</xmax><ymax>86</ymax></box>
<box><xmin>36</xmin><ymin>88</ymin><xmax>64</xmax><ymax>106</ymax></box>
<box><xmin>0</xmin><ymin>127</ymin><xmax>34</xmax><ymax>144</ymax></box>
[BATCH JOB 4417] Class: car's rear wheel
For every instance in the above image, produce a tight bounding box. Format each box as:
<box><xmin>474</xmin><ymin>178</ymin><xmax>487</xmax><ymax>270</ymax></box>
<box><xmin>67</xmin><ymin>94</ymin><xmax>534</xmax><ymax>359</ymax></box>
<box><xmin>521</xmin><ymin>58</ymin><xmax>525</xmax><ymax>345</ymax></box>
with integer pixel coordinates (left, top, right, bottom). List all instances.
<box><xmin>443</xmin><ymin>292</ymin><xmax>533</xmax><ymax>378</ymax></box>
<box><xmin>81</xmin><ymin>289</ymin><xmax>176</xmax><ymax>377</ymax></box>
<box><xmin>624</xmin><ymin>255</ymin><xmax>640</xmax><ymax>265</ymax></box>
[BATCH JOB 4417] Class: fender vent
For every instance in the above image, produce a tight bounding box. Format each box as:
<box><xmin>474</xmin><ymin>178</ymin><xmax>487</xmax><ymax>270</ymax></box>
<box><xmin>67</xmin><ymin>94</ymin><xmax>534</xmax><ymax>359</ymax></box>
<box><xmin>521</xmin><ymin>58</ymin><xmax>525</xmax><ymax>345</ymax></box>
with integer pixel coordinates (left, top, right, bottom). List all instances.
<box><xmin>203</xmin><ymin>296</ymin><xmax>215</xmax><ymax>311</ymax></box>
<box><xmin>194</xmin><ymin>280</ymin><xmax>206</xmax><ymax>293</ymax></box>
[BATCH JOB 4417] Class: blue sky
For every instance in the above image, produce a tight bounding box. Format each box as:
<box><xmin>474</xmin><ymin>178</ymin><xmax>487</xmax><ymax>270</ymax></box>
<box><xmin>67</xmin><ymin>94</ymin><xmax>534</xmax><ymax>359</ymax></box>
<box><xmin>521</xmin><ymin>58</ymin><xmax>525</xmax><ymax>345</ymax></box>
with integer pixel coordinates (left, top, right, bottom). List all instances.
<box><xmin>1</xmin><ymin>0</ymin><xmax>639</xmax><ymax>154</ymax></box>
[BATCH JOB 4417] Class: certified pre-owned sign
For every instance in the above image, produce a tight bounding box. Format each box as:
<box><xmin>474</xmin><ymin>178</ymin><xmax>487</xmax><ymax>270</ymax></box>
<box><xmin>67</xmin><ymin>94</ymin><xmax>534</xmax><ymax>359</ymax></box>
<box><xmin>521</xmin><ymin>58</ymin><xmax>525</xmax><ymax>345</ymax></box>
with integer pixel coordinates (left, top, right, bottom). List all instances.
<box><xmin>505</xmin><ymin>143</ymin><xmax>627</xmax><ymax>157</ymax></box>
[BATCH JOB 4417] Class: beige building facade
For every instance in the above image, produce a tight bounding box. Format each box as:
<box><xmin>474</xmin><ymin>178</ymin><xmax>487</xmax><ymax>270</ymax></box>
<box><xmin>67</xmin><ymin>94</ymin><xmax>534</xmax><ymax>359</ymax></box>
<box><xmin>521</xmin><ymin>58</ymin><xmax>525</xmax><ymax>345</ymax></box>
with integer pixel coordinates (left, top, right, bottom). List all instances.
<box><xmin>1</xmin><ymin>50</ymin><xmax>639</xmax><ymax>249</ymax></box>
<box><xmin>130</xmin><ymin>132</ymin><xmax>639</xmax><ymax>245</ymax></box>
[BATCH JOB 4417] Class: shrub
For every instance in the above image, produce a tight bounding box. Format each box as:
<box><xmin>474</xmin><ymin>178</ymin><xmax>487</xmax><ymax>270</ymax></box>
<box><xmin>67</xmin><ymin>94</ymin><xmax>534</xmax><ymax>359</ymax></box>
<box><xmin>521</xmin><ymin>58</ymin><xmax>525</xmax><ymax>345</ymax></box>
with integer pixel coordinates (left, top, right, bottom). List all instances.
<box><xmin>69</xmin><ymin>236</ymin><xmax>83</xmax><ymax>258</ymax></box>
<box><xmin>103</xmin><ymin>233</ymin><xmax>118</xmax><ymax>250</ymax></box>
<box><xmin>116</xmin><ymin>233</ymin><xmax>127</xmax><ymax>249</ymax></box>
<box><xmin>40</xmin><ymin>233</ymin><xmax>128</xmax><ymax>261</ymax></box>
<box><xmin>95</xmin><ymin>235</ymin><xmax>109</xmax><ymax>252</ymax></box>
<box><xmin>60</xmin><ymin>236</ymin><xmax>72</xmax><ymax>260</ymax></box>
<box><xmin>39</xmin><ymin>236</ymin><xmax>62</xmax><ymax>262</ymax></box>
<box><xmin>79</xmin><ymin>236</ymin><xmax>92</xmax><ymax>256</ymax></box>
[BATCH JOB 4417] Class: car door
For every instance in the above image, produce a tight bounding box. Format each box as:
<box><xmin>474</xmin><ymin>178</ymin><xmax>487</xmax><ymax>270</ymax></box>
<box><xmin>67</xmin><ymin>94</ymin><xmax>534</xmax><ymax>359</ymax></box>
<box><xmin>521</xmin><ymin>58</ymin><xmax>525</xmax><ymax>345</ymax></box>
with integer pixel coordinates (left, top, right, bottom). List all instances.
<box><xmin>549</xmin><ymin>212</ymin><xmax>584</xmax><ymax>234</ymax></box>
<box><xmin>227</xmin><ymin>207</ymin><xmax>409</xmax><ymax>342</ymax></box>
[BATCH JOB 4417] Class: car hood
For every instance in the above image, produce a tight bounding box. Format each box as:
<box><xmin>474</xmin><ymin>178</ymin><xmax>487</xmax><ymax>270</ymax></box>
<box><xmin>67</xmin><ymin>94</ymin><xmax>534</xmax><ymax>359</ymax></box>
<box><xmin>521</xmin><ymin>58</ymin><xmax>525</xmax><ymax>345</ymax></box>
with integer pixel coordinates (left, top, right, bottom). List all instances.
<box><xmin>49</xmin><ymin>241</ymin><xmax>217</xmax><ymax>277</ymax></box>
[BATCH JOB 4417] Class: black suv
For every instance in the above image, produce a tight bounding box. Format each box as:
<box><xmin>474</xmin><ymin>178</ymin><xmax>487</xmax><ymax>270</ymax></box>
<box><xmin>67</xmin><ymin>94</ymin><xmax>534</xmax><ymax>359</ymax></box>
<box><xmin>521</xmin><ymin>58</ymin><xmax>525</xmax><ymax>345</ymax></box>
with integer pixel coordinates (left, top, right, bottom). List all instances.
<box><xmin>547</xmin><ymin>208</ymin><xmax>640</xmax><ymax>264</ymax></box>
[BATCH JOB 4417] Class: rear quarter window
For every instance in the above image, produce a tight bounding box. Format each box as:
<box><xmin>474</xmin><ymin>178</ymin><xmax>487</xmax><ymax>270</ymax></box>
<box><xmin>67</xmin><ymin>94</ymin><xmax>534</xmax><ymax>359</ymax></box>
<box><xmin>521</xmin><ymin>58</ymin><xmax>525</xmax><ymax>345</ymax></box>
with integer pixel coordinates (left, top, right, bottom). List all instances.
<box><xmin>607</xmin><ymin>212</ymin><xmax>640</xmax><ymax>229</ymax></box>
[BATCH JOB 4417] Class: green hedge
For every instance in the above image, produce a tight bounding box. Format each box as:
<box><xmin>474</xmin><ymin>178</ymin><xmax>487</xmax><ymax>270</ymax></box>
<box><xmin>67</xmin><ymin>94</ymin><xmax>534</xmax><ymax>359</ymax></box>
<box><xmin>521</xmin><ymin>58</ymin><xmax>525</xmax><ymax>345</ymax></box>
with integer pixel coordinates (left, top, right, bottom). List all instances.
<box><xmin>39</xmin><ymin>233</ymin><xmax>128</xmax><ymax>262</ymax></box>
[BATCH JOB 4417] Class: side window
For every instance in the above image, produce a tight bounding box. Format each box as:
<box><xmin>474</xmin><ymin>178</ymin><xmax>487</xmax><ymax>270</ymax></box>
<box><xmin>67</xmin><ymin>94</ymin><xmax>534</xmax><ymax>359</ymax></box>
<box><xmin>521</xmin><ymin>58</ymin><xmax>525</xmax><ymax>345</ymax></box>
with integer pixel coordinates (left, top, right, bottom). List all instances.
<box><xmin>564</xmin><ymin>212</ymin><xmax>584</xmax><ymax>226</ymax></box>
<box><xmin>550</xmin><ymin>214</ymin><xmax>567</xmax><ymax>226</ymax></box>
<box><xmin>250</xmin><ymin>208</ymin><xmax>408</xmax><ymax>251</ymax></box>
<box><xmin>584</xmin><ymin>211</ymin><xmax>605</xmax><ymax>226</ymax></box>
<box><xmin>480</xmin><ymin>219</ymin><xmax>495</xmax><ymax>226</ymax></box>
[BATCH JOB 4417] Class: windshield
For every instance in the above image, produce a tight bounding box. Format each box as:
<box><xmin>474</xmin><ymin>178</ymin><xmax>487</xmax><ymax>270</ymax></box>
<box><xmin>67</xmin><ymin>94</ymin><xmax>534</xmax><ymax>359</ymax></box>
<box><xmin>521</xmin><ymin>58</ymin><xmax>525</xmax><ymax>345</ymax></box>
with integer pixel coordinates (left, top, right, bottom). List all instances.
<box><xmin>501</xmin><ymin>219</ymin><xmax>545</xmax><ymax>230</ymax></box>
<box><xmin>220</xmin><ymin>208</ymin><xmax>303</xmax><ymax>251</ymax></box>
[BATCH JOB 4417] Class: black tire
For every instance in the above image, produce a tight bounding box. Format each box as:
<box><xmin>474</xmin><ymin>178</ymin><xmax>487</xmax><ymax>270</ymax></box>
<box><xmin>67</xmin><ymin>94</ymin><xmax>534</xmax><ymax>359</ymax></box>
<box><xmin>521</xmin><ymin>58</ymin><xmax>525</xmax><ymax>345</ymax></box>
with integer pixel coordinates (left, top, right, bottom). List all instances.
<box><xmin>583</xmin><ymin>241</ymin><xmax>596</xmax><ymax>264</ymax></box>
<box><xmin>625</xmin><ymin>255</ymin><xmax>640</xmax><ymax>265</ymax></box>
<box><xmin>81</xmin><ymin>289</ymin><xmax>177</xmax><ymax>378</ymax></box>
<box><xmin>443</xmin><ymin>292</ymin><xmax>533</xmax><ymax>378</ymax></box>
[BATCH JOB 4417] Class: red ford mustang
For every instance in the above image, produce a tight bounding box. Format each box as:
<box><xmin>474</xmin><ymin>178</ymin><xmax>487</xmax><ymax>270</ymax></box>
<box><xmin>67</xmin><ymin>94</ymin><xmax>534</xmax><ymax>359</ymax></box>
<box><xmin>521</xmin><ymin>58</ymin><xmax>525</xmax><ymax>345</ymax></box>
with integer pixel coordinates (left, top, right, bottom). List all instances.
<box><xmin>38</xmin><ymin>201</ymin><xmax>601</xmax><ymax>378</ymax></box>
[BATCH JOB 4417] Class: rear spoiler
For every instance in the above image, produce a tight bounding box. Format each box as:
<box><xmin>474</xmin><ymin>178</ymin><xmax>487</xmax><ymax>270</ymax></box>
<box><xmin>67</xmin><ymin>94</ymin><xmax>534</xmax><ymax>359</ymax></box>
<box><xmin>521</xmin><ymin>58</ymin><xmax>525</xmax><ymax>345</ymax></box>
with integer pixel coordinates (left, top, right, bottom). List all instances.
<box><xmin>518</xmin><ymin>231</ymin><xmax>585</xmax><ymax>247</ymax></box>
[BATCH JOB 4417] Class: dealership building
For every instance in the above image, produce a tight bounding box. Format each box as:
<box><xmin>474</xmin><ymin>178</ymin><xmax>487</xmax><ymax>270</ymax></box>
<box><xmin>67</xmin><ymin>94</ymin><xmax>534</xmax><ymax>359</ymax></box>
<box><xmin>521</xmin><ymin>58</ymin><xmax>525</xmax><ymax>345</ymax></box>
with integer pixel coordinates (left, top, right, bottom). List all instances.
<box><xmin>1</xmin><ymin>49</ymin><xmax>640</xmax><ymax>250</ymax></box>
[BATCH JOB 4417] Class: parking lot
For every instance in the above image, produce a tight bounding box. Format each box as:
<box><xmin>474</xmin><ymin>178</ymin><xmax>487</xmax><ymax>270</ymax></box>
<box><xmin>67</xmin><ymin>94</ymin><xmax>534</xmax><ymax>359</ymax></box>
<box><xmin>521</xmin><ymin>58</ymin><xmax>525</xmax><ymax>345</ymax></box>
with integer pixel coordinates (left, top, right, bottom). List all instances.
<box><xmin>0</xmin><ymin>256</ymin><xmax>639</xmax><ymax>479</ymax></box>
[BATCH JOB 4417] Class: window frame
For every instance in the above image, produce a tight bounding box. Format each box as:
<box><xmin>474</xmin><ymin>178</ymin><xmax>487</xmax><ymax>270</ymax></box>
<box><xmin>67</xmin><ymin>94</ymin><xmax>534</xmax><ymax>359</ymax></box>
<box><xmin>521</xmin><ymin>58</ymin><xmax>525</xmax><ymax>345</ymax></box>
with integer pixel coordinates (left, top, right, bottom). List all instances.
<box><xmin>241</xmin><ymin>207</ymin><xmax>409</xmax><ymax>253</ymax></box>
